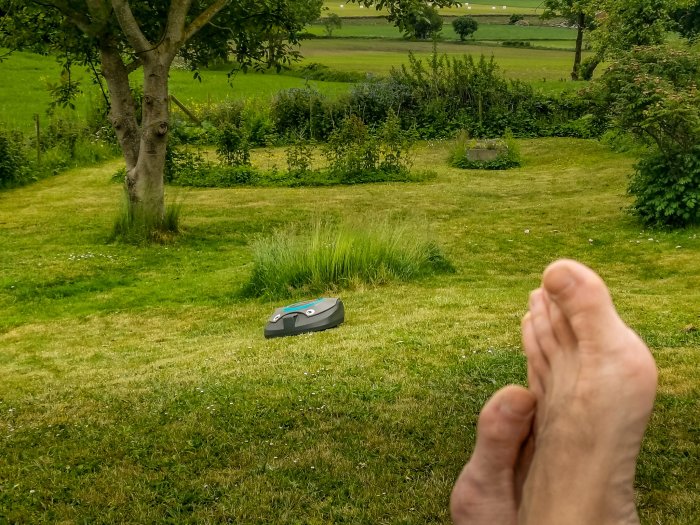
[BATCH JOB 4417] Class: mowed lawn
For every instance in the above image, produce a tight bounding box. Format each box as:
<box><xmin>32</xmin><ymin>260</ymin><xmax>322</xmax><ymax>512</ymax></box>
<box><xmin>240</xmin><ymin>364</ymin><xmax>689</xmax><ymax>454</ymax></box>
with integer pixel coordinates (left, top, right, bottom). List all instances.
<box><xmin>0</xmin><ymin>138</ymin><xmax>698</xmax><ymax>523</ymax></box>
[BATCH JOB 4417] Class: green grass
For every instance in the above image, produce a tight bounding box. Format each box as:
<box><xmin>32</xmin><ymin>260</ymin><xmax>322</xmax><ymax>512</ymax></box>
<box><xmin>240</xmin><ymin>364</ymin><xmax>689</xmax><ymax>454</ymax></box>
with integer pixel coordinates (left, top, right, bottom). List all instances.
<box><xmin>308</xmin><ymin>18</ymin><xmax>579</xmax><ymax>48</ymax></box>
<box><xmin>244</xmin><ymin>219</ymin><xmax>453</xmax><ymax>298</ymax></box>
<box><xmin>323</xmin><ymin>0</ymin><xmax>545</xmax><ymax>16</ymax></box>
<box><xmin>0</xmin><ymin>138</ymin><xmax>698</xmax><ymax>523</ymax></box>
<box><xmin>299</xmin><ymin>38</ymin><xmax>588</xmax><ymax>82</ymax></box>
<box><xmin>1</xmin><ymin>39</ymin><xmax>585</xmax><ymax>134</ymax></box>
<box><xmin>0</xmin><ymin>51</ymin><xmax>352</xmax><ymax>133</ymax></box>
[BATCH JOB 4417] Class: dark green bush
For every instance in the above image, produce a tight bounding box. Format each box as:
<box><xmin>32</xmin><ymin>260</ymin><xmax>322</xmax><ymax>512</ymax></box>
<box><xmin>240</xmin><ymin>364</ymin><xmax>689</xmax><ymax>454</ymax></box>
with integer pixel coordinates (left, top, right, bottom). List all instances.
<box><xmin>285</xmin><ymin>137</ymin><xmax>316</xmax><ymax>179</ymax></box>
<box><xmin>165</xmin><ymin>146</ymin><xmax>207</xmax><ymax>184</ymax></box>
<box><xmin>629</xmin><ymin>148</ymin><xmax>700</xmax><ymax>227</ymax></box>
<box><xmin>592</xmin><ymin>45</ymin><xmax>700</xmax><ymax>227</ymax></box>
<box><xmin>0</xmin><ymin>129</ymin><xmax>31</xmax><ymax>188</ymax></box>
<box><xmin>347</xmin><ymin>77</ymin><xmax>412</xmax><ymax>127</ymax></box>
<box><xmin>271</xmin><ymin>87</ymin><xmax>330</xmax><ymax>140</ymax></box>
<box><xmin>289</xmin><ymin>63</ymin><xmax>366</xmax><ymax>83</ymax></box>
<box><xmin>502</xmin><ymin>40</ymin><xmax>531</xmax><ymax>47</ymax></box>
<box><xmin>216</xmin><ymin>125</ymin><xmax>251</xmax><ymax>166</ymax></box>
<box><xmin>449</xmin><ymin>130</ymin><xmax>522</xmax><ymax>170</ymax></box>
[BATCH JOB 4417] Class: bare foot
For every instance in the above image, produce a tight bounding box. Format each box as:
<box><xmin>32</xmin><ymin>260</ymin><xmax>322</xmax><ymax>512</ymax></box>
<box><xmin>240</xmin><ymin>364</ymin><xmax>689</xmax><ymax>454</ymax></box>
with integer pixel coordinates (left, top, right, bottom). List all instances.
<box><xmin>450</xmin><ymin>385</ymin><xmax>535</xmax><ymax>525</ymax></box>
<box><xmin>519</xmin><ymin>260</ymin><xmax>658</xmax><ymax>525</ymax></box>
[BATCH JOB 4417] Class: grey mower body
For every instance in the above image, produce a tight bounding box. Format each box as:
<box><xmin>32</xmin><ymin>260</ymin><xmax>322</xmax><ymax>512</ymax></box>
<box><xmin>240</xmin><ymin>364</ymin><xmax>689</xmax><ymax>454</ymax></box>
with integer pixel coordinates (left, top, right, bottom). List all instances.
<box><xmin>264</xmin><ymin>298</ymin><xmax>344</xmax><ymax>338</ymax></box>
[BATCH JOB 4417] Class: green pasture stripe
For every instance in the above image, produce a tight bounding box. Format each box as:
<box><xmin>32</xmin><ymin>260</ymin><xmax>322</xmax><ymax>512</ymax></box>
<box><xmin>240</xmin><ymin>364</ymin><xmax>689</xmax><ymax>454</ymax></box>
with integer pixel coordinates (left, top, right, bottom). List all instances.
<box><xmin>299</xmin><ymin>38</ymin><xmax>584</xmax><ymax>81</ymax></box>
<box><xmin>323</xmin><ymin>0</ymin><xmax>544</xmax><ymax>16</ymax></box>
<box><xmin>308</xmin><ymin>18</ymin><xmax>578</xmax><ymax>44</ymax></box>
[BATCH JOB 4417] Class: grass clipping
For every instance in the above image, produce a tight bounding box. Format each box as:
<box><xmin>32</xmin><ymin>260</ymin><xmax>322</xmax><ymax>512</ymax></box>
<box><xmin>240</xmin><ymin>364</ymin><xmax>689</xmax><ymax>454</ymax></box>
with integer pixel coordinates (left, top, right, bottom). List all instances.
<box><xmin>244</xmin><ymin>220</ymin><xmax>454</xmax><ymax>298</ymax></box>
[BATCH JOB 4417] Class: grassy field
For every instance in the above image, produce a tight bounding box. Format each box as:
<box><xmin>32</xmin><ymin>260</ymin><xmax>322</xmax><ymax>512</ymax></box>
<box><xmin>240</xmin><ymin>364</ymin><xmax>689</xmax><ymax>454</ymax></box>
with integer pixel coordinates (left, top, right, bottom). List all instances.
<box><xmin>299</xmin><ymin>38</ymin><xmax>585</xmax><ymax>83</ymax></box>
<box><xmin>0</xmin><ymin>42</ymin><xmax>586</xmax><ymax>135</ymax></box>
<box><xmin>323</xmin><ymin>0</ymin><xmax>545</xmax><ymax>16</ymax></box>
<box><xmin>308</xmin><ymin>17</ymin><xmax>579</xmax><ymax>48</ymax></box>
<box><xmin>0</xmin><ymin>52</ymin><xmax>352</xmax><ymax>134</ymax></box>
<box><xmin>0</xmin><ymin>138</ymin><xmax>698</xmax><ymax>523</ymax></box>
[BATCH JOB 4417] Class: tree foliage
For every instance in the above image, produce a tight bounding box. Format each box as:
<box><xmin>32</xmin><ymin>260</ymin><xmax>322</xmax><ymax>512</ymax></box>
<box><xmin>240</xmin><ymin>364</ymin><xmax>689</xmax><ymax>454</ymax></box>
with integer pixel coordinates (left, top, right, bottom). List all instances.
<box><xmin>0</xmin><ymin>0</ymin><xmax>323</xmax><ymax>234</ymax></box>
<box><xmin>322</xmin><ymin>13</ymin><xmax>343</xmax><ymax>36</ymax></box>
<box><xmin>404</xmin><ymin>4</ymin><xmax>443</xmax><ymax>39</ymax></box>
<box><xmin>350</xmin><ymin>0</ymin><xmax>458</xmax><ymax>36</ymax></box>
<box><xmin>452</xmin><ymin>16</ymin><xmax>478</xmax><ymax>41</ymax></box>
<box><xmin>541</xmin><ymin>0</ymin><xmax>596</xmax><ymax>80</ymax></box>
<box><xmin>593</xmin><ymin>45</ymin><xmax>700</xmax><ymax>226</ymax></box>
<box><xmin>671</xmin><ymin>0</ymin><xmax>700</xmax><ymax>41</ymax></box>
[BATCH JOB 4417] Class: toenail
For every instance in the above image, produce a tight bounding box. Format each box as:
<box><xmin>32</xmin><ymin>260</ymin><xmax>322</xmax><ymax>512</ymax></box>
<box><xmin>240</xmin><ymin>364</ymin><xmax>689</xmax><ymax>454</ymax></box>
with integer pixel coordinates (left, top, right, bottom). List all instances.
<box><xmin>544</xmin><ymin>266</ymin><xmax>576</xmax><ymax>296</ymax></box>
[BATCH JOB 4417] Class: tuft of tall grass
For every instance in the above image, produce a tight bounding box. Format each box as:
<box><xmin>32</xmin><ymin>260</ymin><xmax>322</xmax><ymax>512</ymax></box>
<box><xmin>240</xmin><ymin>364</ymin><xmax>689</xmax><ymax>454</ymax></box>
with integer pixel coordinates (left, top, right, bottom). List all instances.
<box><xmin>243</xmin><ymin>219</ymin><xmax>454</xmax><ymax>298</ymax></box>
<box><xmin>110</xmin><ymin>191</ymin><xmax>183</xmax><ymax>244</ymax></box>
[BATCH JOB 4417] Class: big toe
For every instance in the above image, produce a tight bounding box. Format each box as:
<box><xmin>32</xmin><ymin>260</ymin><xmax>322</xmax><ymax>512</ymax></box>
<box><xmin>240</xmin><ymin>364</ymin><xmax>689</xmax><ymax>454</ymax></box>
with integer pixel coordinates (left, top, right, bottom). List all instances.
<box><xmin>542</xmin><ymin>259</ymin><xmax>625</xmax><ymax>343</ymax></box>
<box><xmin>451</xmin><ymin>385</ymin><xmax>535</xmax><ymax>524</ymax></box>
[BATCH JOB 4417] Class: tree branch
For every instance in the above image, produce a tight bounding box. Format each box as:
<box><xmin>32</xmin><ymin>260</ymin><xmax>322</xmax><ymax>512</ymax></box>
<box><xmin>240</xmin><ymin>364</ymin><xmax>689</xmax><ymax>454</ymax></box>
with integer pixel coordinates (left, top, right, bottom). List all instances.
<box><xmin>181</xmin><ymin>0</ymin><xmax>230</xmax><ymax>44</ymax></box>
<box><xmin>166</xmin><ymin>0</ymin><xmax>193</xmax><ymax>44</ymax></box>
<box><xmin>30</xmin><ymin>0</ymin><xmax>96</xmax><ymax>35</ymax></box>
<box><xmin>110</xmin><ymin>0</ymin><xmax>151</xmax><ymax>54</ymax></box>
<box><xmin>125</xmin><ymin>58</ymin><xmax>143</xmax><ymax>74</ymax></box>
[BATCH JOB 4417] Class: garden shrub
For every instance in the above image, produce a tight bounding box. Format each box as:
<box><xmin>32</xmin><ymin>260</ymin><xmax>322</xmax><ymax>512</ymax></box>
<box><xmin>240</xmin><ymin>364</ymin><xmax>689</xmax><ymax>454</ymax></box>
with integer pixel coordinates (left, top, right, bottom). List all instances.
<box><xmin>216</xmin><ymin>124</ymin><xmax>251</xmax><ymax>166</ymax></box>
<box><xmin>377</xmin><ymin>110</ymin><xmax>416</xmax><ymax>174</ymax></box>
<box><xmin>285</xmin><ymin>135</ymin><xmax>317</xmax><ymax>179</ymax></box>
<box><xmin>243</xmin><ymin>219</ymin><xmax>454</xmax><ymax>298</ymax></box>
<box><xmin>593</xmin><ymin>45</ymin><xmax>700</xmax><ymax>227</ymax></box>
<box><xmin>0</xmin><ymin>129</ymin><xmax>31</xmax><ymax>188</ymax></box>
<box><xmin>289</xmin><ymin>63</ymin><xmax>366</xmax><ymax>83</ymax></box>
<box><xmin>165</xmin><ymin>146</ymin><xmax>207</xmax><ymax>184</ymax></box>
<box><xmin>449</xmin><ymin>130</ymin><xmax>522</xmax><ymax>170</ymax></box>
<box><xmin>629</xmin><ymin>148</ymin><xmax>700</xmax><ymax>227</ymax></box>
<box><xmin>323</xmin><ymin>113</ymin><xmax>416</xmax><ymax>183</ymax></box>
<box><xmin>270</xmin><ymin>86</ymin><xmax>330</xmax><ymax>140</ymax></box>
<box><xmin>502</xmin><ymin>40</ymin><xmax>531</xmax><ymax>47</ymax></box>
<box><xmin>325</xmin><ymin>115</ymin><xmax>380</xmax><ymax>182</ymax></box>
<box><xmin>347</xmin><ymin>77</ymin><xmax>412</xmax><ymax>127</ymax></box>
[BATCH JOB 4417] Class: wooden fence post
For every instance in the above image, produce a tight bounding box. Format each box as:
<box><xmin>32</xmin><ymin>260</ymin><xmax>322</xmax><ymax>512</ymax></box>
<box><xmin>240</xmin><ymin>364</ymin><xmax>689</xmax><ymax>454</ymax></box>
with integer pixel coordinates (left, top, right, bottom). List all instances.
<box><xmin>33</xmin><ymin>114</ymin><xmax>41</xmax><ymax>164</ymax></box>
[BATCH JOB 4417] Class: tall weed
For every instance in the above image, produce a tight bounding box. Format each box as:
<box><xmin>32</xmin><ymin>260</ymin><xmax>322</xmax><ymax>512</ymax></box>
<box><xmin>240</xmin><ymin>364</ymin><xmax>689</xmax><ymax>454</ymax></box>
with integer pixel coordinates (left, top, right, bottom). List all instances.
<box><xmin>243</xmin><ymin>219</ymin><xmax>453</xmax><ymax>298</ymax></box>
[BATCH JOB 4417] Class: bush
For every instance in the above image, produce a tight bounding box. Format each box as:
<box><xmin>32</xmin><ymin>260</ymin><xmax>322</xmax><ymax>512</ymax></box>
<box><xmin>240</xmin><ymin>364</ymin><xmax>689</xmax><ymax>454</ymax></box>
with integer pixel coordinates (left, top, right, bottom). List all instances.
<box><xmin>325</xmin><ymin>115</ymin><xmax>380</xmax><ymax>182</ymax></box>
<box><xmin>243</xmin><ymin>219</ymin><xmax>454</xmax><ymax>298</ymax></box>
<box><xmin>324</xmin><ymin>113</ymin><xmax>416</xmax><ymax>183</ymax></box>
<box><xmin>502</xmin><ymin>40</ymin><xmax>531</xmax><ymax>47</ymax></box>
<box><xmin>592</xmin><ymin>45</ymin><xmax>700</xmax><ymax>227</ymax></box>
<box><xmin>452</xmin><ymin>16</ymin><xmax>478</xmax><ymax>41</ymax></box>
<box><xmin>629</xmin><ymin>148</ymin><xmax>700</xmax><ymax>227</ymax></box>
<box><xmin>347</xmin><ymin>77</ymin><xmax>412</xmax><ymax>127</ymax></box>
<box><xmin>509</xmin><ymin>14</ymin><xmax>525</xmax><ymax>25</ymax></box>
<box><xmin>215</xmin><ymin>125</ymin><xmax>251</xmax><ymax>166</ymax></box>
<box><xmin>0</xmin><ymin>129</ymin><xmax>31</xmax><ymax>188</ymax></box>
<box><xmin>449</xmin><ymin>130</ymin><xmax>522</xmax><ymax>170</ymax></box>
<box><xmin>285</xmin><ymin>136</ymin><xmax>316</xmax><ymax>179</ymax></box>
<box><xmin>165</xmin><ymin>146</ymin><xmax>207</xmax><ymax>184</ymax></box>
<box><xmin>271</xmin><ymin>87</ymin><xmax>329</xmax><ymax>140</ymax></box>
